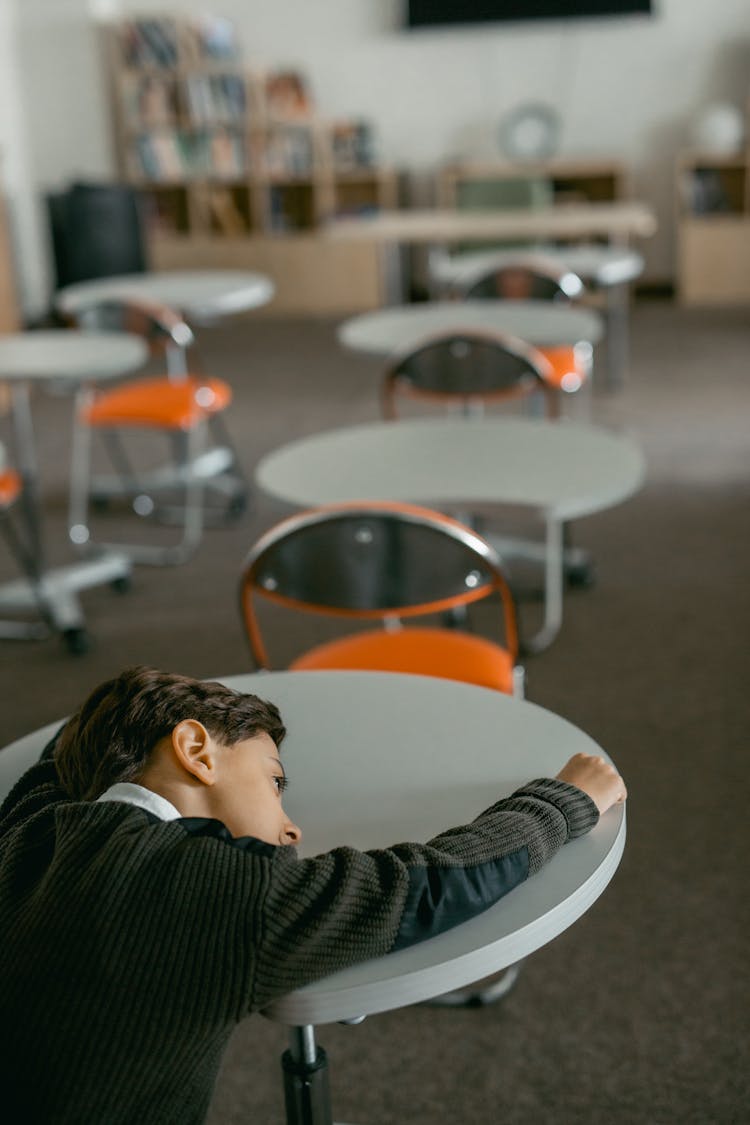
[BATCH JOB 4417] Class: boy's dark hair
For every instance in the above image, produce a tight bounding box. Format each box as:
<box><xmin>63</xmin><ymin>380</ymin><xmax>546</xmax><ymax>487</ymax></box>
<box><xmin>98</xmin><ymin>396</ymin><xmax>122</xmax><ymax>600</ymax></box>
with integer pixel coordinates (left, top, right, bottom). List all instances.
<box><xmin>54</xmin><ymin>666</ymin><xmax>286</xmax><ymax>801</ymax></box>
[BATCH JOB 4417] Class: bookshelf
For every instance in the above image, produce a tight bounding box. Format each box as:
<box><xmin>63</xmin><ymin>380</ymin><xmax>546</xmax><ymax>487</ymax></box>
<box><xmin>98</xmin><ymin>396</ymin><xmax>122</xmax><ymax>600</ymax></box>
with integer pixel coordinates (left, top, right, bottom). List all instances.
<box><xmin>105</xmin><ymin>16</ymin><xmax>398</xmax><ymax>314</ymax></box>
<box><xmin>675</xmin><ymin>150</ymin><xmax>750</xmax><ymax>304</ymax></box>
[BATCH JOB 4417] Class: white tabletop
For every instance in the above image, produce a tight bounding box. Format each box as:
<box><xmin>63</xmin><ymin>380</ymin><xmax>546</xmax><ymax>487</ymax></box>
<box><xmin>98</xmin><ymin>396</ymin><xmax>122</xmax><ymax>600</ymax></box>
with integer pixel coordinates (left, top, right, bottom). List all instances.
<box><xmin>0</xmin><ymin>670</ymin><xmax>625</xmax><ymax>1026</ymax></box>
<box><xmin>338</xmin><ymin>300</ymin><xmax>603</xmax><ymax>354</ymax></box>
<box><xmin>327</xmin><ymin>204</ymin><xmax>657</xmax><ymax>245</ymax></box>
<box><xmin>430</xmin><ymin>245</ymin><xmax>646</xmax><ymax>289</ymax></box>
<box><xmin>55</xmin><ymin>270</ymin><xmax>275</xmax><ymax>324</ymax></box>
<box><xmin>256</xmin><ymin>417</ymin><xmax>645</xmax><ymax>523</ymax></box>
<box><xmin>0</xmin><ymin>331</ymin><xmax>148</xmax><ymax>383</ymax></box>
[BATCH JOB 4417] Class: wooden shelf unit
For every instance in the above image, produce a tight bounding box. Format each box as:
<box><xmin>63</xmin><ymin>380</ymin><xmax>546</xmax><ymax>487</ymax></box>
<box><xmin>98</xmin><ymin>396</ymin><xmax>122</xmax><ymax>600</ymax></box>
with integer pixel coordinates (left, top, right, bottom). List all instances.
<box><xmin>437</xmin><ymin>157</ymin><xmax>631</xmax><ymax>210</ymax></box>
<box><xmin>104</xmin><ymin>16</ymin><xmax>398</xmax><ymax>314</ymax></box>
<box><xmin>676</xmin><ymin>150</ymin><xmax>750</xmax><ymax>305</ymax></box>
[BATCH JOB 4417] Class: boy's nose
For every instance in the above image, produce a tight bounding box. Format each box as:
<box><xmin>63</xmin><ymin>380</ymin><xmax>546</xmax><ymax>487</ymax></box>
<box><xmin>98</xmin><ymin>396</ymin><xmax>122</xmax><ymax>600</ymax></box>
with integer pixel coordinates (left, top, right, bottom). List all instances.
<box><xmin>283</xmin><ymin>820</ymin><xmax>302</xmax><ymax>846</ymax></box>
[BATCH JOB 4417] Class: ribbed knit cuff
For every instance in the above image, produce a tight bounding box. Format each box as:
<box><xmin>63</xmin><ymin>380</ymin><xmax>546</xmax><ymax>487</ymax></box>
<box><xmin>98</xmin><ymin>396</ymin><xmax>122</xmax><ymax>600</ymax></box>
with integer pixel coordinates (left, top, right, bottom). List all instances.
<box><xmin>514</xmin><ymin>778</ymin><xmax>599</xmax><ymax>839</ymax></box>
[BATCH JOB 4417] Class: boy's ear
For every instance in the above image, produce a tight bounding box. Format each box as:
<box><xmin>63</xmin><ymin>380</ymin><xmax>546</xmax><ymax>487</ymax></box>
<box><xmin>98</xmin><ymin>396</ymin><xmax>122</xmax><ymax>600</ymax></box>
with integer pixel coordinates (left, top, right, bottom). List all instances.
<box><xmin>171</xmin><ymin>719</ymin><xmax>216</xmax><ymax>786</ymax></box>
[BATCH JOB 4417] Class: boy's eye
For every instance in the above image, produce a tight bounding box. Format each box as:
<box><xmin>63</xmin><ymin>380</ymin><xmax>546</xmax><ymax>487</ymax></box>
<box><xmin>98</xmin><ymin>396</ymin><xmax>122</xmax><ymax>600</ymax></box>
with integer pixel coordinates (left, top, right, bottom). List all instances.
<box><xmin>273</xmin><ymin>774</ymin><xmax>288</xmax><ymax>795</ymax></box>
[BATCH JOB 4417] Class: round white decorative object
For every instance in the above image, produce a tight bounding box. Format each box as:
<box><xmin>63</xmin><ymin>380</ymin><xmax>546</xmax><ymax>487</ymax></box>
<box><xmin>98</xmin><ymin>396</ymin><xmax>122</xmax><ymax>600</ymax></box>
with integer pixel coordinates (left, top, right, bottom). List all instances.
<box><xmin>500</xmin><ymin>102</ymin><xmax>561</xmax><ymax>160</ymax></box>
<box><xmin>691</xmin><ymin>103</ymin><xmax>745</xmax><ymax>154</ymax></box>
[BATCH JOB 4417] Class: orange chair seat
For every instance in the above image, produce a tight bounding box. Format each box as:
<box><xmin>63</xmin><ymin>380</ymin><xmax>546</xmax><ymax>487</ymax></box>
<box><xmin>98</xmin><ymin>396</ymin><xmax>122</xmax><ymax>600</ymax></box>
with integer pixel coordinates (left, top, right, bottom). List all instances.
<box><xmin>83</xmin><ymin>376</ymin><xmax>232</xmax><ymax>431</ymax></box>
<box><xmin>290</xmin><ymin>626</ymin><xmax>515</xmax><ymax>693</ymax></box>
<box><xmin>0</xmin><ymin>469</ymin><xmax>21</xmax><ymax>508</ymax></box>
<box><xmin>538</xmin><ymin>345</ymin><xmax>590</xmax><ymax>393</ymax></box>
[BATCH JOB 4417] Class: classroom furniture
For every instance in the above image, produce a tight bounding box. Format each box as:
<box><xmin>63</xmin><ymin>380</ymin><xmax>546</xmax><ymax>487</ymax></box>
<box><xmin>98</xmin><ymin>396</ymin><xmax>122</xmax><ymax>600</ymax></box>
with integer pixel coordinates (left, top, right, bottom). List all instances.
<box><xmin>429</xmin><ymin>243</ymin><xmax>644</xmax><ymax>389</ymax></box>
<box><xmin>0</xmin><ymin>187</ymin><xmax>21</xmax><ymax>334</ymax></box>
<box><xmin>67</xmin><ymin>298</ymin><xmax>242</xmax><ymax>565</ymax></box>
<box><xmin>0</xmin><ymin>331</ymin><xmax>148</xmax><ymax>652</ymax></box>
<box><xmin>254</xmin><ymin>417</ymin><xmax>646</xmax><ymax>653</ymax></box>
<box><xmin>436</xmin><ymin>158</ymin><xmax>632</xmax><ymax>213</ymax></box>
<box><xmin>338</xmin><ymin>299</ymin><xmax>603</xmax><ymax>356</ymax></box>
<box><xmin>0</xmin><ymin>668</ymin><xmax>627</xmax><ymax>1125</ymax></box>
<box><xmin>457</xmin><ymin>259</ymin><xmax>591</xmax><ymax>396</ymax></box>
<box><xmin>47</xmin><ymin>182</ymin><xmax>147</xmax><ymax>291</ymax></box>
<box><xmin>101</xmin><ymin>15</ymin><xmax>397</xmax><ymax>315</ymax></box>
<box><xmin>0</xmin><ymin>443</ymin><xmax>49</xmax><ymax>640</ymax></box>
<box><xmin>56</xmin><ymin>269</ymin><xmax>275</xmax><ymax>329</ymax></box>
<box><xmin>381</xmin><ymin>328</ymin><xmax>561</xmax><ymax>420</ymax></box>
<box><xmin>675</xmin><ymin>150</ymin><xmax>750</xmax><ymax>304</ymax></box>
<box><xmin>240</xmin><ymin>500</ymin><xmax>524</xmax><ymax>696</ymax></box>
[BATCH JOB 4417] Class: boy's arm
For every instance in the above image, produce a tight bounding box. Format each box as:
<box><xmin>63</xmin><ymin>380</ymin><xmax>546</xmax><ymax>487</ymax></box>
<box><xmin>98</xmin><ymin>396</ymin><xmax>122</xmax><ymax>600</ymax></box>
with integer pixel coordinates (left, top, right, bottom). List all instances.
<box><xmin>250</xmin><ymin>776</ymin><xmax>599</xmax><ymax>1009</ymax></box>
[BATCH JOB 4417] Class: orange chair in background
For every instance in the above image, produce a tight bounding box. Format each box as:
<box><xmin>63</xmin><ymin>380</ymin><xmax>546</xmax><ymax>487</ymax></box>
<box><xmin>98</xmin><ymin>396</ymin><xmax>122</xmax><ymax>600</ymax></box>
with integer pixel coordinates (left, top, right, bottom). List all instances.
<box><xmin>462</xmin><ymin>256</ymin><xmax>592</xmax><ymax>398</ymax></box>
<box><xmin>68</xmin><ymin>298</ymin><xmax>246</xmax><ymax>565</ymax></box>
<box><xmin>381</xmin><ymin>328</ymin><xmax>560</xmax><ymax>421</ymax></box>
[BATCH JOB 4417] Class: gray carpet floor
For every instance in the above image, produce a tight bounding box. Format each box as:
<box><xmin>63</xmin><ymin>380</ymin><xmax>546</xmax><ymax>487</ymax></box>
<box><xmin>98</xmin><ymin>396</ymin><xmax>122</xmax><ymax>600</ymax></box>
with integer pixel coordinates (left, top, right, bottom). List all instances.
<box><xmin>0</xmin><ymin>300</ymin><xmax>748</xmax><ymax>1124</ymax></box>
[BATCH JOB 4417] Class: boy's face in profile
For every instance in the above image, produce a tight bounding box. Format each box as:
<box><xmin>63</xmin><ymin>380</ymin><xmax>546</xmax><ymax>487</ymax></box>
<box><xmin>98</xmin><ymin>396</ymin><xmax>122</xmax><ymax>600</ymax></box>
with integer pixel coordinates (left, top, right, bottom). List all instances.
<box><xmin>213</xmin><ymin>732</ymin><xmax>301</xmax><ymax>847</ymax></box>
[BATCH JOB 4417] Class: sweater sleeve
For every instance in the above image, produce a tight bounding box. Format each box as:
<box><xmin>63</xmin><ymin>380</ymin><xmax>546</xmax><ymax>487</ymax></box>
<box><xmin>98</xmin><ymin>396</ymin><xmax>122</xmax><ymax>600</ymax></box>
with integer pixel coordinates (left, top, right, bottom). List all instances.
<box><xmin>250</xmin><ymin>778</ymin><xmax>598</xmax><ymax>1008</ymax></box>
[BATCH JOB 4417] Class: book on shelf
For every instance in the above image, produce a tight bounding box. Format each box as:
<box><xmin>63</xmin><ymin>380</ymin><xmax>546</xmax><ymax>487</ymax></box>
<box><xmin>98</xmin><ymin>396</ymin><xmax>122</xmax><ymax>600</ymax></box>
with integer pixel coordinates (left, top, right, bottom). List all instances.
<box><xmin>331</xmin><ymin>119</ymin><xmax>377</xmax><ymax>170</ymax></box>
<box><xmin>257</xmin><ymin>125</ymin><xmax>315</xmax><ymax>178</ymax></box>
<box><xmin>208</xmin><ymin>128</ymin><xmax>246</xmax><ymax>178</ymax></box>
<box><xmin>207</xmin><ymin>187</ymin><xmax>248</xmax><ymax>234</ymax></box>
<box><xmin>265</xmin><ymin>70</ymin><xmax>312</xmax><ymax>119</ymax></box>
<box><xmin>119</xmin><ymin>19</ymin><xmax>178</xmax><ymax>68</ymax></box>
<box><xmin>122</xmin><ymin>75</ymin><xmax>177</xmax><ymax>128</ymax></box>
<box><xmin>184</xmin><ymin>74</ymin><xmax>246</xmax><ymax>125</ymax></box>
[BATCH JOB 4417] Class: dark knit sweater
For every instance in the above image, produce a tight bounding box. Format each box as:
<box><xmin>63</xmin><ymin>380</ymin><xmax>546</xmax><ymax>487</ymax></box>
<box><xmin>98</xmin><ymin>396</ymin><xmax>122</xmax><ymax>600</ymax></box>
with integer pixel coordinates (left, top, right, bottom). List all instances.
<box><xmin>0</xmin><ymin>757</ymin><xmax>597</xmax><ymax>1124</ymax></box>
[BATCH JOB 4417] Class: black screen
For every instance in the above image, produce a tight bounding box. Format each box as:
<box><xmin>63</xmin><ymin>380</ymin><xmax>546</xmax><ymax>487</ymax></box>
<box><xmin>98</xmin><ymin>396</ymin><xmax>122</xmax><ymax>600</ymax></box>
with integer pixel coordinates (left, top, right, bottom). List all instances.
<box><xmin>407</xmin><ymin>1</ymin><xmax>652</xmax><ymax>27</ymax></box>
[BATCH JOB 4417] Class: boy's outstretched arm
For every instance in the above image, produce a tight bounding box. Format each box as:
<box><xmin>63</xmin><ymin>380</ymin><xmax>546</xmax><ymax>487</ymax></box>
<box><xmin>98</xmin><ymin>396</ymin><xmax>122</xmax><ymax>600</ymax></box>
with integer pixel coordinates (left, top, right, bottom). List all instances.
<box><xmin>249</xmin><ymin>754</ymin><xmax>625</xmax><ymax>1008</ymax></box>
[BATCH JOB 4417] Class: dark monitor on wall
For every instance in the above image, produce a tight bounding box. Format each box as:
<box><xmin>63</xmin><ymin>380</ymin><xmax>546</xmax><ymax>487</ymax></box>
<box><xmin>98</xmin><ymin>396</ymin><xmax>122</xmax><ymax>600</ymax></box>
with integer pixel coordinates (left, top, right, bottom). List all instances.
<box><xmin>406</xmin><ymin>1</ymin><xmax>652</xmax><ymax>27</ymax></box>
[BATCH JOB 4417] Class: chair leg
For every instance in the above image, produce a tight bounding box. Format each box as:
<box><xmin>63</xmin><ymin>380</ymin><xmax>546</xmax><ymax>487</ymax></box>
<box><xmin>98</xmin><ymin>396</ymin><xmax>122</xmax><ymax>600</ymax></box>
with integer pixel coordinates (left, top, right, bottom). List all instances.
<box><xmin>68</xmin><ymin>407</ymin><xmax>210</xmax><ymax>566</ymax></box>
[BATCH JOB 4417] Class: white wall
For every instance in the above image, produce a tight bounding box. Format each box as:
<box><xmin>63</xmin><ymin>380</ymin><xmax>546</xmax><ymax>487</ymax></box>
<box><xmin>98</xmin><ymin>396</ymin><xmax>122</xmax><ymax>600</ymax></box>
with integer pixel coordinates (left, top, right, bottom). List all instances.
<box><xmin>7</xmin><ymin>0</ymin><xmax>750</xmax><ymax>314</ymax></box>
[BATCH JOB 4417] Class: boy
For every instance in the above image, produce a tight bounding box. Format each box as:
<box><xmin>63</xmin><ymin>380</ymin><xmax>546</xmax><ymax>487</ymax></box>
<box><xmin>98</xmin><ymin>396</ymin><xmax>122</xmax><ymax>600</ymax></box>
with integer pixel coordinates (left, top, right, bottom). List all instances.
<box><xmin>0</xmin><ymin>665</ymin><xmax>625</xmax><ymax>1124</ymax></box>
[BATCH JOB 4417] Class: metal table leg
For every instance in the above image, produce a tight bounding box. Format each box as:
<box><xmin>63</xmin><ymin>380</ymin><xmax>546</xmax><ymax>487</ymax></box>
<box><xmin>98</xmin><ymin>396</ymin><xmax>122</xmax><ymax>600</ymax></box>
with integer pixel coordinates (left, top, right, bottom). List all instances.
<box><xmin>282</xmin><ymin>1025</ymin><xmax>333</xmax><ymax>1125</ymax></box>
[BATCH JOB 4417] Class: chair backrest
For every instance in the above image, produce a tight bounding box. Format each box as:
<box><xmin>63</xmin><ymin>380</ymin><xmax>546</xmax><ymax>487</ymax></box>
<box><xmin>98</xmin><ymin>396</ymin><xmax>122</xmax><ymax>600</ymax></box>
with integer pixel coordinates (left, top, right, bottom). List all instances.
<box><xmin>71</xmin><ymin>297</ymin><xmax>195</xmax><ymax>371</ymax></box>
<box><xmin>239</xmin><ymin>501</ymin><xmax>519</xmax><ymax>669</ymax></box>
<box><xmin>47</xmin><ymin>182</ymin><xmax>147</xmax><ymax>291</ymax></box>
<box><xmin>382</xmin><ymin>328</ymin><xmax>557</xmax><ymax>418</ymax></box>
<box><xmin>463</xmin><ymin>257</ymin><xmax>585</xmax><ymax>302</ymax></box>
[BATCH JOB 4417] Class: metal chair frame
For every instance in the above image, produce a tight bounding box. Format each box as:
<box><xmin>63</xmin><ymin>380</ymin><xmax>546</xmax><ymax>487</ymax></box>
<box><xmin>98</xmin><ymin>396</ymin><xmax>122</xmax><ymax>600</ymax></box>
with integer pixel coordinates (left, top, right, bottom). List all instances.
<box><xmin>67</xmin><ymin>297</ymin><xmax>247</xmax><ymax>565</ymax></box>
<box><xmin>240</xmin><ymin>501</ymin><xmax>524</xmax><ymax>698</ymax></box>
<box><xmin>382</xmin><ymin>327</ymin><xmax>560</xmax><ymax>421</ymax></box>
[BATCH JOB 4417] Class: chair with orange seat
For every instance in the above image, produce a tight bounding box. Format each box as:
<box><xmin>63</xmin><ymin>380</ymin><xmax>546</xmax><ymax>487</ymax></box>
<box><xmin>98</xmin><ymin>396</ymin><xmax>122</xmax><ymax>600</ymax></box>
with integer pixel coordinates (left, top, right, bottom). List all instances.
<box><xmin>239</xmin><ymin>500</ymin><xmax>524</xmax><ymax>698</ymax></box>
<box><xmin>0</xmin><ymin>461</ymin><xmax>51</xmax><ymax>640</ymax></box>
<box><xmin>461</xmin><ymin>256</ymin><xmax>592</xmax><ymax>401</ymax></box>
<box><xmin>67</xmin><ymin>298</ymin><xmax>246</xmax><ymax>565</ymax></box>
<box><xmin>382</xmin><ymin>327</ymin><xmax>560</xmax><ymax>422</ymax></box>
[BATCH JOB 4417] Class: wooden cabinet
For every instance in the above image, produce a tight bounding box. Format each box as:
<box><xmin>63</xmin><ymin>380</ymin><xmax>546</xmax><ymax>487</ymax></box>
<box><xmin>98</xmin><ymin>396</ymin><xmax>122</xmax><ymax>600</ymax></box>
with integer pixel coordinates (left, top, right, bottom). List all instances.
<box><xmin>104</xmin><ymin>17</ymin><xmax>398</xmax><ymax>314</ymax></box>
<box><xmin>676</xmin><ymin>151</ymin><xmax>750</xmax><ymax>305</ymax></box>
<box><xmin>436</xmin><ymin>157</ymin><xmax>631</xmax><ymax>210</ymax></box>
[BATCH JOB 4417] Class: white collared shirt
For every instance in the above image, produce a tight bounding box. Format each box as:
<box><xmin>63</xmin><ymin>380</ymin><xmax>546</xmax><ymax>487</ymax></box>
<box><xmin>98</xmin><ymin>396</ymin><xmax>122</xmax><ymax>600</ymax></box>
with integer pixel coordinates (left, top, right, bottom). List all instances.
<box><xmin>96</xmin><ymin>782</ymin><xmax>181</xmax><ymax>822</ymax></box>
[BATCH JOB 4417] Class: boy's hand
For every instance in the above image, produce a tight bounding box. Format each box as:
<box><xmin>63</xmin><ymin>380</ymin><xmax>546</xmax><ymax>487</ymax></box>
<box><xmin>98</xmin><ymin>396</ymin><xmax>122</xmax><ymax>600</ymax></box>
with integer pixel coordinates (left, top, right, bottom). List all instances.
<box><xmin>555</xmin><ymin>752</ymin><xmax>627</xmax><ymax>815</ymax></box>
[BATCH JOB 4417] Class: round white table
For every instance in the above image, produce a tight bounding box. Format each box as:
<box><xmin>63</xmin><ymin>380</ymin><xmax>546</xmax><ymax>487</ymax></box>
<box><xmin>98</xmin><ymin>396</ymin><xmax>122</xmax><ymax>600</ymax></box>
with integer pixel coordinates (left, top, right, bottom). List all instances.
<box><xmin>256</xmin><ymin>417</ymin><xmax>645</xmax><ymax>652</ymax></box>
<box><xmin>55</xmin><ymin>269</ymin><xmax>275</xmax><ymax>326</ymax></box>
<box><xmin>338</xmin><ymin>299</ymin><xmax>603</xmax><ymax>356</ymax></box>
<box><xmin>0</xmin><ymin>330</ymin><xmax>148</xmax><ymax>650</ymax></box>
<box><xmin>0</xmin><ymin>668</ymin><xmax>626</xmax><ymax>1125</ymax></box>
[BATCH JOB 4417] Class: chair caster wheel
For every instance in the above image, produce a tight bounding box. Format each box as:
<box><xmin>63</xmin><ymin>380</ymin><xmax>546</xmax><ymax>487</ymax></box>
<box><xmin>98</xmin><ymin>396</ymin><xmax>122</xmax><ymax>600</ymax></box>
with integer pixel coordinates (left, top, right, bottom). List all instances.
<box><xmin>566</xmin><ymin>562</ymin><xmax>596</xmax><ymax>589</ymax></box>
<box><xmin>63</xmin><ymin>627</ymin><xmax>91</xmax><ymax>655</ymax></box>
<box><xmin>91</xmin><ymin>496</ymin><xmax>110</xmax><ymax>514</ymax></box>
<box><xmin>111</xmin><ymin>575</ymin><xmax>131</xmax><ymax>594</ymax></box>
